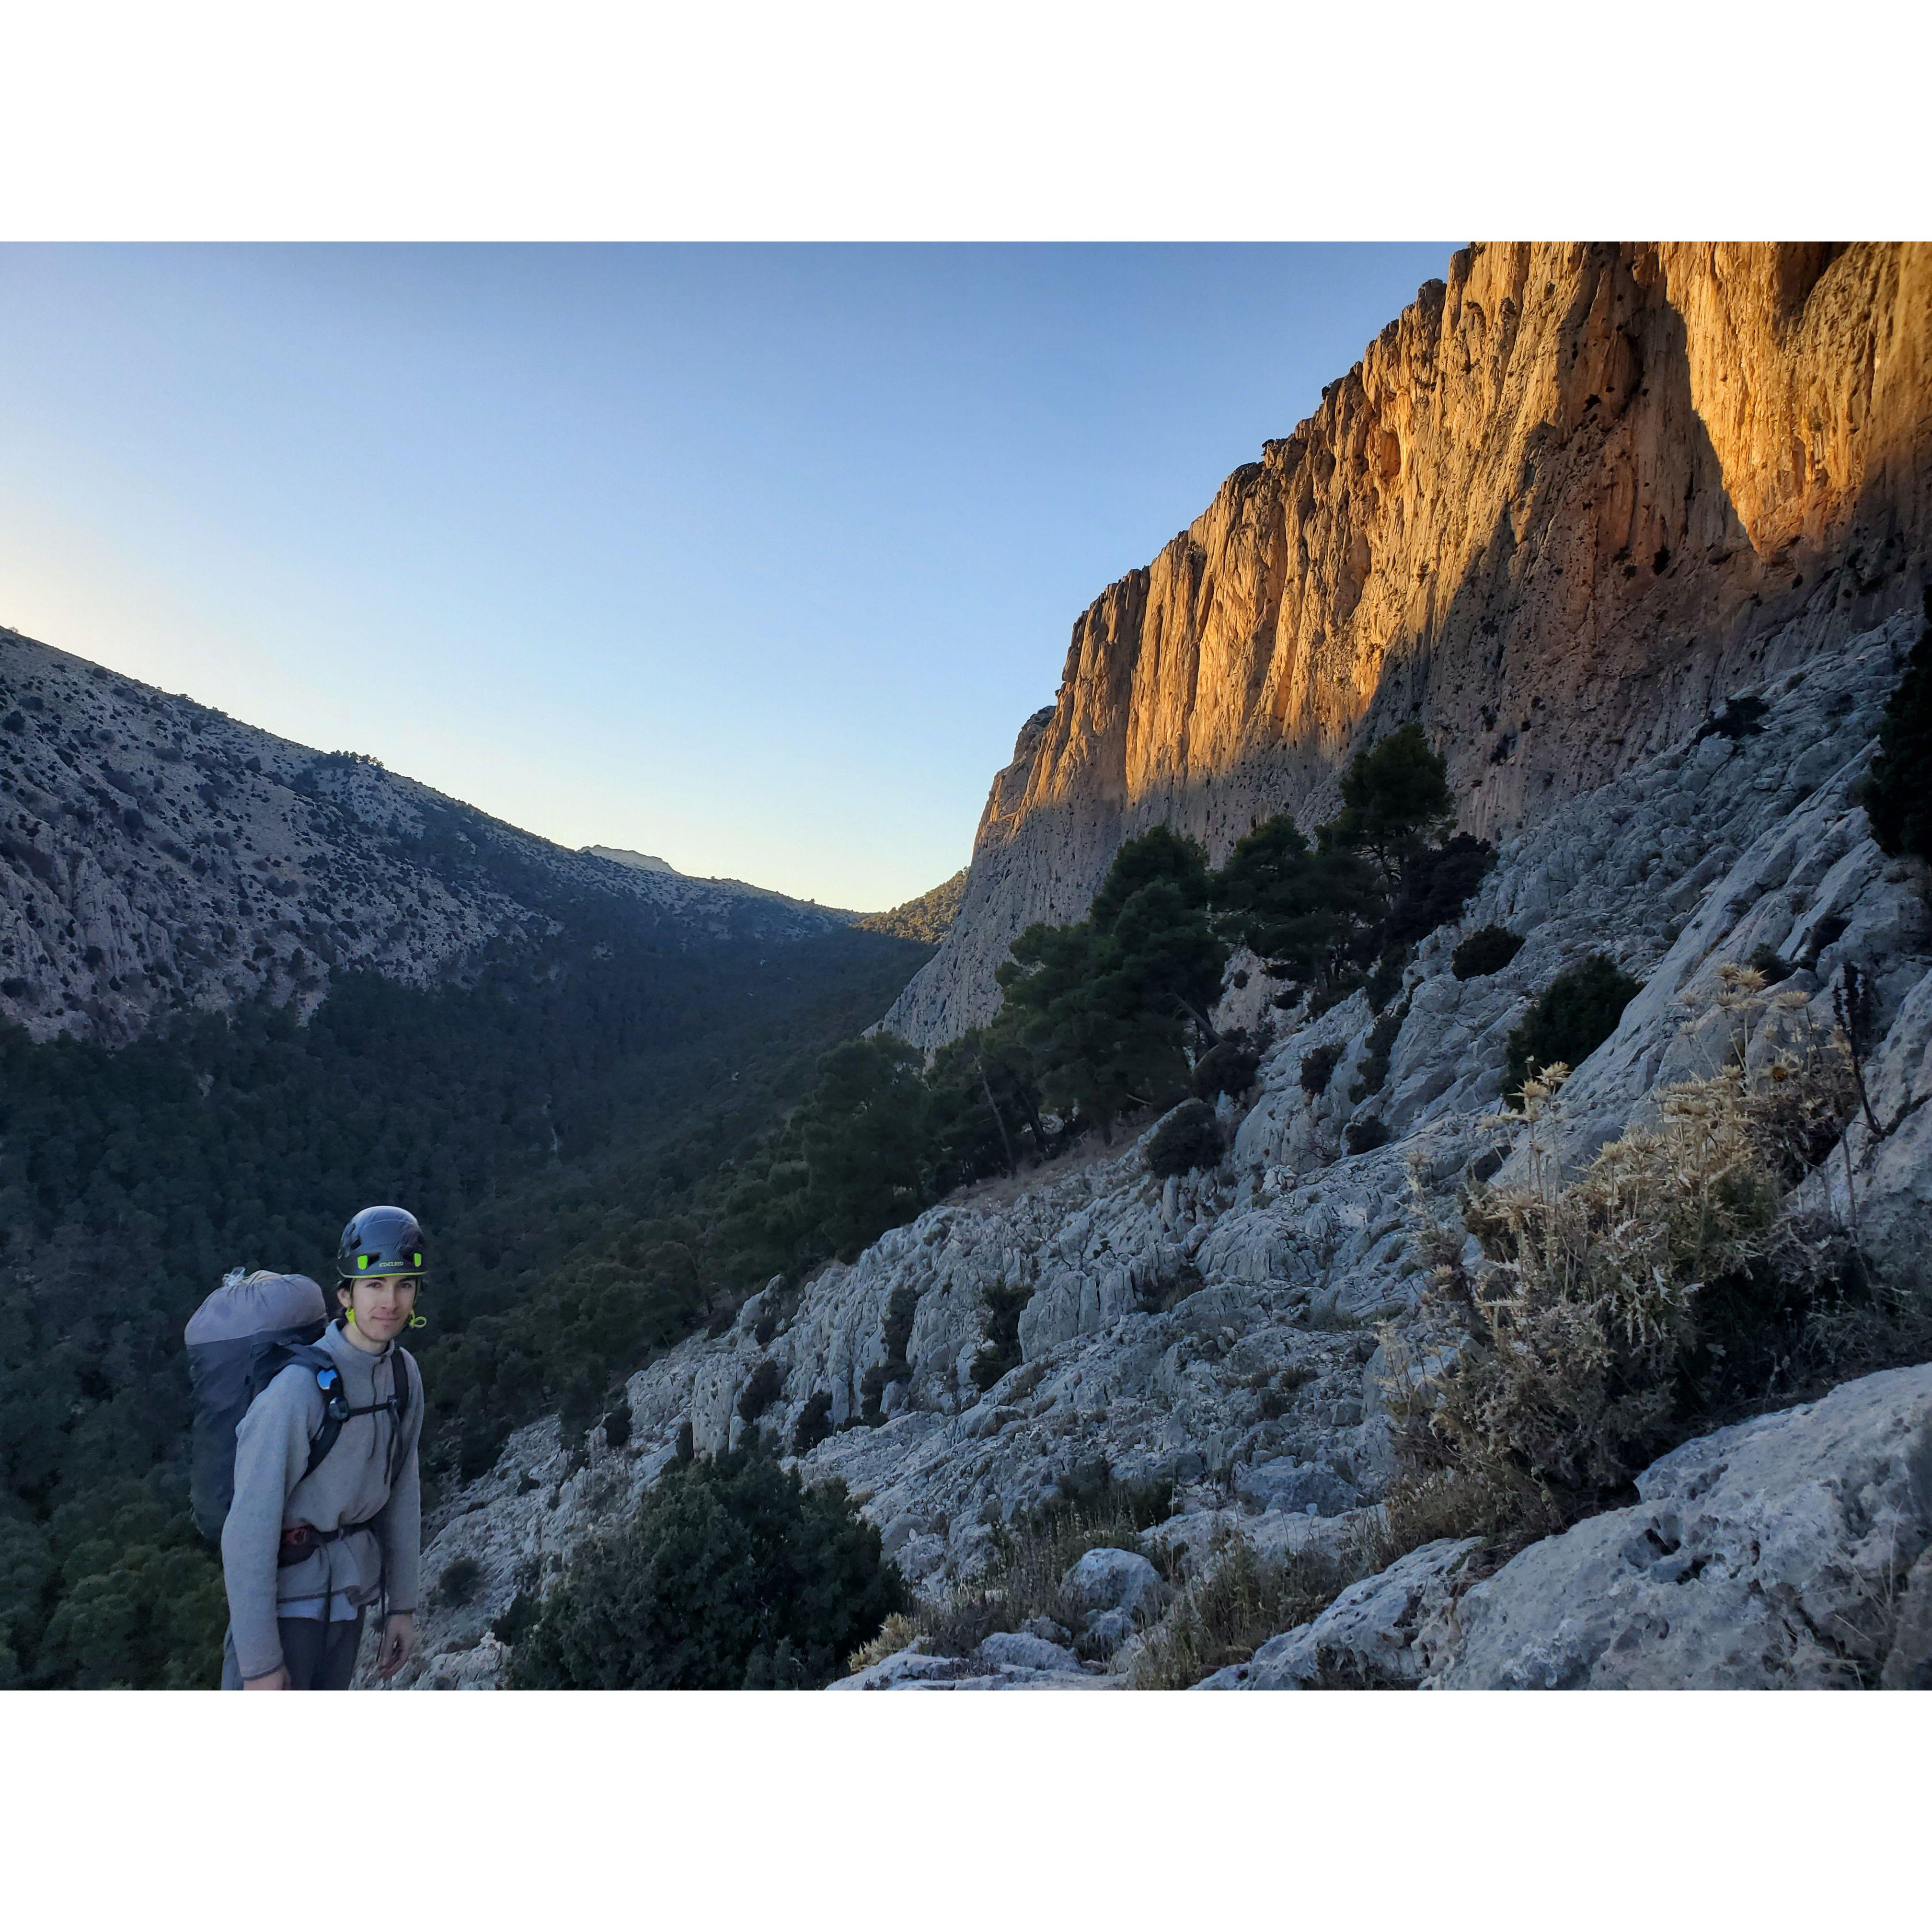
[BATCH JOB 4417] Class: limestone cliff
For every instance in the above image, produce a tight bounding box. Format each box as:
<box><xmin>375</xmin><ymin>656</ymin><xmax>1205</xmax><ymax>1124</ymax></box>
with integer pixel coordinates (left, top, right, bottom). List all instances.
<box><xmin>886</xmin><ymin>242</ymin><xmax>1932</xmax><ymax>1047</ymax></box>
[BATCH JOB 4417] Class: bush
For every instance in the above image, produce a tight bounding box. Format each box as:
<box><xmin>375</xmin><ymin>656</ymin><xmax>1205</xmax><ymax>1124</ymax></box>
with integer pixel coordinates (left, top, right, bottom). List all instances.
<box><xmin>1299</xmin><ymin>1043</ymin><xmax>1343</xmax><ymax>1096</ymax></box>
<box><xmin>435</xmin><ymin>1557</ymin><xmax>484</xmax><ymax>1610</ymax></box>
<box><xmin>1349</xmin><ymin>997</ymin><xmax>1409</xmax><ymax>1102</ymax></box>
<box><xmin>1381</xmin><ymin>835</ymin><xmax>1494</xmax><ymax>950</ymax></box>
<box><xmin>971</xmin><ymin>1283</ymin><xmax>1032</xmax><ymax>1392</ymax></box>
<box><xmin>736</xmin><ymin>1357</ymin><xmax>784</xmax><ymax>1426</ymax></box>
<box><xmin>1451</xmin><ymin>924</ymin><xmax>1524</xmax><ymax>980</ymax></box>
<box><xmin>1504</xmin><ymin>954</ymin><xmax>1643</xmax><ymax>1094</ymax></box>
<box><xmin>1865</xmin><ymin>591</ymin><xmax>1932</xmax><ymax>864</ymax></box>
<box><xmin>1136</xmin><ymin>1257</ymin><xmax>1203</xmax><ymax>1315</ymax></box>
<box><xmin>490</xmin><ymin>1590</ymin><xmax>541</xmax><ymax>1646</ymax></box>
<box><xmin>1192</xmin><ymin>1035</ymin><xmax>1260</xmax><ymax>1101</ymax></box>
<box><xmin>1130</xmin><ymin>1537</ymin><xmax>1356</xmax><ymax>1690</ymax></box>
<box><xmin>1384</xmin><ymin>987</ymin><xmax>1893</xmax><ymax>1542</ymax></box>
<box><xmin>507</xmin><ymin>1442</ymin><xmax>905</xmax><ymax>1690</ymax></box>
<box><xmin>909</xmin><ymin>1478</ymin><xmax>1174</xmax><ymax>1663</ymax></box>
<box><xmin>1146</xmin><ymin>1100</ymin><xmax>1223</xmax><ymax>1178</ymax></box>
<box><xmin>792</xmin><ymin>1390</ymin><xmax>834</xmax><ymax>1455</ymax></box>
<box><xmin>859</xmin><ymin>1286</ymin><xmax>920</xmax><ymax>1424</ymax></box>
<box><xmin>1695</xmin><ymin>694</ymin><xmax>1769</xmax><ymax>741</ymax></box>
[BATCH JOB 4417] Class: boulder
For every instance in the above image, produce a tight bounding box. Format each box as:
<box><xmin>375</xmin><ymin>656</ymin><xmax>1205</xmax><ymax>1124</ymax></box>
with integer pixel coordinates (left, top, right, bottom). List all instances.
<box><xmin>1079</xmin><ymin>1609</ymin><xmax>1138</xmax><ymax>1656</ymax></box>
<box><xmin>975</xmin><ymin>1630</ymin><xmax>1081</xmax><ymax>1673</ymax></box>
<box><xmin>1195</xmin><ymin>1538</ymin><xmax>1480</xmax><ymax>1689</ymax></box>
<box><xmin>1430</xmin><ymin>1363</ymin><xmax>1932</xmax><ymax>1689</ymax></box>
<box><xmin>1235</xmin><ymin>1457</ymin><xmax>1365</xmax><ymax>1518</ymax></box>
<box><xmin>1061</xmin><ymin>1546</ymin><xmax>1162</xmax><ymax>1621</ymax></box>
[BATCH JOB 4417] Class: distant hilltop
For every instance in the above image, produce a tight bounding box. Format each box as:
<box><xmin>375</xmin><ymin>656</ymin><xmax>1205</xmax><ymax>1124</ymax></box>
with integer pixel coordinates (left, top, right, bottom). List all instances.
<box><xmin>0</xmin><ymin>629</ymin><xmax>856</xmax><ymax>1044</ymax></box>
<box><xmin>855</xmin><ymin>868</ymin><xmax>968</xmax><ymax>945</ymax></box>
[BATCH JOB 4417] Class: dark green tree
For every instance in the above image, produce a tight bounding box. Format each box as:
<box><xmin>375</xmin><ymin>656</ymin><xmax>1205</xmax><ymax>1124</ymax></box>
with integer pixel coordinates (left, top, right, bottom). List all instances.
<box><xmin>926</xmin><ymin>1025</ymin><xmax>1047</xmax><ymax>1184</ymax></box>
<box><xmin>996</xmin><ymin>829</ymin><xmax>1227</xmax><ymax>1138</ymax></box>
<box><xmin>1505</xmin><ymin>954</ymin><xmax>1644</xmax><ymax>1094</ymax></box>
<box><xmin>507</xmin><ymin>1441</ymin><xmax>905</xmax><ymax>1690</ymax></box>
<box><xmin>794</xmin><ymin>1035</ymin><xmax>937</xmax><ymax>1261</ymax></box>
<box><xmin>1328</xmin><ymin>722</ymin><xmax>1454</xmax><ymax>881</ymax></box>
<box><xmin>1213</xmin><ymin>814</ymin><xmax>1380</xmax><ymax>992</ymax></box>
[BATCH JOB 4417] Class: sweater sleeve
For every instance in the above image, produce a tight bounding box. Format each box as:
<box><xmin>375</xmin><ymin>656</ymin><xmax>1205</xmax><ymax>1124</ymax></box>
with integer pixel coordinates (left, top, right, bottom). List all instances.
<box><xmin>374</xmin><ymin>1353</ymin><xmax>424</xmax><ymax>1616</ymax></box>
<box><xmin>221</xmin><ymin>1371</ymin><xmax>316</xmax><ymax>1681</ymax></box>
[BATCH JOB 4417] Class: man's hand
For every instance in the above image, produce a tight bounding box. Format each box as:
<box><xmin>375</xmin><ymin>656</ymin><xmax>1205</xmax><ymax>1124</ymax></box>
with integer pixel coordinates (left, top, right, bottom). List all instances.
<box><xmin>243</xmin><ymin>1666</ymin><xmax>291</xmax><ymax>1690</ymax></box>
<box><xmin>376</xmin><ymin>1612</ymin><xmax>415</xmax><ymax>1679</ymax></box>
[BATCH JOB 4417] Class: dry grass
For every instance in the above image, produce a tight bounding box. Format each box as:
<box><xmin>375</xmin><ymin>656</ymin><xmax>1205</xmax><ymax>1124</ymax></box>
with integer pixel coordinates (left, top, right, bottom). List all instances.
<box><xmin>902</xmin><ymin>1482</ymin><xmax>1173</xmax><ymax>1663</ymax></box>
<box><xmin>1380</xmin><ymin>969</ymin><xmax>1876</xmax><ymax>1538</ymax></box>
<box><xmin>845</xmin><ymin>1612</ymin><xmax>920</xmax><ymax>1676</ymax></box>
<box><xmin>1129</xmin><ymin>1535</ymin><xmax>1361</xmax><ymax>1690</ymax></box>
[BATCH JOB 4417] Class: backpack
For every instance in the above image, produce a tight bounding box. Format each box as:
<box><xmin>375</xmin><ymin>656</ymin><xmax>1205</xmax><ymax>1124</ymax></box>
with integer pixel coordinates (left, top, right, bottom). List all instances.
<box><xmin>184</xmin><ymin>1268</ymin><xmax>413</xmax><ymax>1541</ymax></box>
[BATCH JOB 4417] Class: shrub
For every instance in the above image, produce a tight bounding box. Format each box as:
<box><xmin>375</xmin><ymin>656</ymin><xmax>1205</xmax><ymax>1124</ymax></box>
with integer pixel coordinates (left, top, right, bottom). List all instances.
<box><xmin>1451</xmin><ymin>924</ymin><xmax>1524</xmax><ymax>980</ymax></box>
<box><xmin>435</xmin><ymin>1557</ymin><xmax>484</xmax><ymax>1610</ymax></box>
<box><xmin>1146</xmin><ymin>1099</ymin><xmax>1223</xmax><ymax>1178</ymax></box>
<box><xmin>1695</xmin><ymin>693</ymin><xmax>1769</xmax><ymax>741</ymax></box>
<box><xmin>490</xmin><ymin>1590</ymin><xmax>541</xmax><ymax>1646</ymax></box>
<box><xmin>1504</xmin><ymin>954</ymin><xmax>1643</xmax><ymax>1095</ymax></box>
<box><xmin>1344</xmin><ymin>1116</ymin><xmax>1391</xmax><ymax>1156</ymax></box>
<box><xmin>909</xmin><ymin>1478</ymin><xmax>1173</xmax><ymax>1663</ymax></box>
<box><xmin>1364</xmin><ymin>945</ymin><xmax>1408</xmax><ymax>1011</ymax></box>
<box><xmin>736</xmin><ymin>1357</ymin><xmax>785</xmax><ymax>1426</ymax></box>
<box><xmin>971</xmin><ymin>1282</ymin><xmax>1032</xmax><ymax>1392</ymax></box>
<box><xmin>792</xmin><ymin>1390</ymin><xmax>834</xmax><ymax>1455</ymax></box>
<box><xmin>1381</xmin><ymin>835</ymin><xmax>1495</xmax><ymax>950</ymax></box>
<box><xmin>1192</xmin><ymin>1035</ymin><xmax>1260</xmax><ymax>1101</ymax></box>
<box><xmin>1299</xmin><ymin>1043</ymin><xmax>1343</xmax><ymax>1096</ymax></box>
<box><xmin>1136</xmin><ymin>1257</ymin><xmax>1204</xmax><ymax>1315</ymax></box>
<box><xmin>507</xmin><ymin>1442</ymin><xmax>906</xmax><ymax>1690</ymax></box>
<box><xmin>1350</xmin><ymin>998</ymin><xmax>1410</xmax><ymax>1101</ymax></box>
<box><xmin>1385</xmin><ymin>990</ymin><xmax>1880</xmax><ymax>1541</ymax></box>
<box><xmin>1865</xmin><ymin>591</ymin><xmax>1932</xmax><ymax>864</ymax></box>
<box><xmin>847</xmin><ymin>1611</ymin><xmax>920</xmax><ymax>1676</ymax></box>
<box><xmin>859</xmin><ymin>1286</ymin><xmax>920</xmax><ymax>1424</ymax></box>
<box><xmin>1130</xmin><ymin>1537</ymin><xmax>1357</xmax><ymax>1690</ymax></box>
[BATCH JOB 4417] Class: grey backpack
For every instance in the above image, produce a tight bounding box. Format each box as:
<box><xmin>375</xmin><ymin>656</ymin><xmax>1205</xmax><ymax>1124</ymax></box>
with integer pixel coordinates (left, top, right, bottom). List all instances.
<box><xmin>184</xmin><ymin>1269</ymin><xmax>409</xmax><ymax>1541</ymax></box>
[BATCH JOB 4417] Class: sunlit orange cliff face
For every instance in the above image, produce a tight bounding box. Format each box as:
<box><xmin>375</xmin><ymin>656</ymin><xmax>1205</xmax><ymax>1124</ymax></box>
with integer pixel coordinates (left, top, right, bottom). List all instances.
<box><xmin>887</xmin><ymin>242</ymin><xmax>1932</xmax><ymax>1048</ymax></box>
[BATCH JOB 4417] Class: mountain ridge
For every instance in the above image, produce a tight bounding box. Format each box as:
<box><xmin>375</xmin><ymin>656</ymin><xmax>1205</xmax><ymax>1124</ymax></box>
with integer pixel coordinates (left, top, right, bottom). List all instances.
<box><xmin>0</xmin><ymin>627</ymin><xmax>851</xmax><ymax>1043</ymax></box>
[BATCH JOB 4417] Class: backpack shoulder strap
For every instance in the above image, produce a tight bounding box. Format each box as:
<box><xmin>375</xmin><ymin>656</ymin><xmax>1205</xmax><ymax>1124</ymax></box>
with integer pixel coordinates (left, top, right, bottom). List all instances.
<box><xmin>280</xmin><ymin>1342</ymin><xmax>346</xmax><ymax>1485</ymax></box>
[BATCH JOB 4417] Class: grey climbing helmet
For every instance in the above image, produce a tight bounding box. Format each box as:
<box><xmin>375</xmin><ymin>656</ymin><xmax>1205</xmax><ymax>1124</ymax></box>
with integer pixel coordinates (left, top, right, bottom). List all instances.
<box><xmin>336</xmin><ymin>1205</ymin><xmax>426</xmax><ymax>1281</ymax></box>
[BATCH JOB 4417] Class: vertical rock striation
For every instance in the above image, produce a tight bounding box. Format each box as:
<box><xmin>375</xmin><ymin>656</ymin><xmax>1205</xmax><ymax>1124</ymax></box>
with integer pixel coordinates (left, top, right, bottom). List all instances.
<box><xmin>887</xmin><ymin>242</ymin><xmax>1932</xmax><ymax>1047</ymax></box>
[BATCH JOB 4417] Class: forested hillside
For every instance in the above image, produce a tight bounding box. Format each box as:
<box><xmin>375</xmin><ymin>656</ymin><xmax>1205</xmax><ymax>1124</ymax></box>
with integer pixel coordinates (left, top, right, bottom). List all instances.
<box><xmin>0</xmin><ymin>895</ymin><xmax>928</xmax><ymax>1688</ymax></box>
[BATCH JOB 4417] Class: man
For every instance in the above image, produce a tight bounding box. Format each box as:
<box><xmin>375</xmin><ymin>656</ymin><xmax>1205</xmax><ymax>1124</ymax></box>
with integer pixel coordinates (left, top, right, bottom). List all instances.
<box><xmin>219</xmin><ymin>1205</ymin><xmax>426</xmax><ymax>1691</ymax></box>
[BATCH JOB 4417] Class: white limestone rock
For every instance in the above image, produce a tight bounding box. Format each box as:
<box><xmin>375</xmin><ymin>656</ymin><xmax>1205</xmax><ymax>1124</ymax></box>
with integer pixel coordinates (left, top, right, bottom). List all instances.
<box><xmin>1427</xmin><ymin>1364</ymin><xmax>1932</xmax><ymax>1689</ymax></box>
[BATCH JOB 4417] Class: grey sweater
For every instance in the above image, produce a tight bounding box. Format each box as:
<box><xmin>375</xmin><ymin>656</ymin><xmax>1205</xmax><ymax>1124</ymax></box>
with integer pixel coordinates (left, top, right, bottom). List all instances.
<box><xmin>221</xmin><ymin>1319</ymin><xmax>423</xmax><ymax>1682</ymax></box>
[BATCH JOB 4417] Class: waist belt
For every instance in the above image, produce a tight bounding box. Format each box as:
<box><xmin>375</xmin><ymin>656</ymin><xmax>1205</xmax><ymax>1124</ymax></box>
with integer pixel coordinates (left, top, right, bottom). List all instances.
<box><xmin>277</xmin><ymin>1519</ymin><xmax>373</xmax><ymax>1567</ymax></box>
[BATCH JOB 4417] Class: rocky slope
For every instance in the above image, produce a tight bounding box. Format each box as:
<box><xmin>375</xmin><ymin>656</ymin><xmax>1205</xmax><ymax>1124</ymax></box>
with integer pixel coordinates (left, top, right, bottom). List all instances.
<box><xmin>0</xmin><ymin>627</ymin><xmax>851</xmax><ymax>1042</ymax></box>
<box><xmin>392</xmin><ymin>610</ymin><xmax>1931</xmax><ymax>1690</ymax></box>
<box><xmin>887</xmin><ymin>242</ymin><xmax>1932</xmax><ymax>1048</ymax></box>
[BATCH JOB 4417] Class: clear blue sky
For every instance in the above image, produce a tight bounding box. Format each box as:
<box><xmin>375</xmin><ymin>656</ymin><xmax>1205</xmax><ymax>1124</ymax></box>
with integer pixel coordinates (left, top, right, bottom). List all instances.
<box><xmin>0</xmin><ymin>244</ymin><xmax>1451</xmax><ymax>910</ymax></box>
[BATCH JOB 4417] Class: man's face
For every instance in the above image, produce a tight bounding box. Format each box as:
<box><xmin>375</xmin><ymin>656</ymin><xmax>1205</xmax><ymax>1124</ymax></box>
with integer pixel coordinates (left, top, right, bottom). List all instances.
<box><xmin>339</xmin><ymin>1274</ymin><xmax>418</xmax><ymax>1344</ymax></box>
